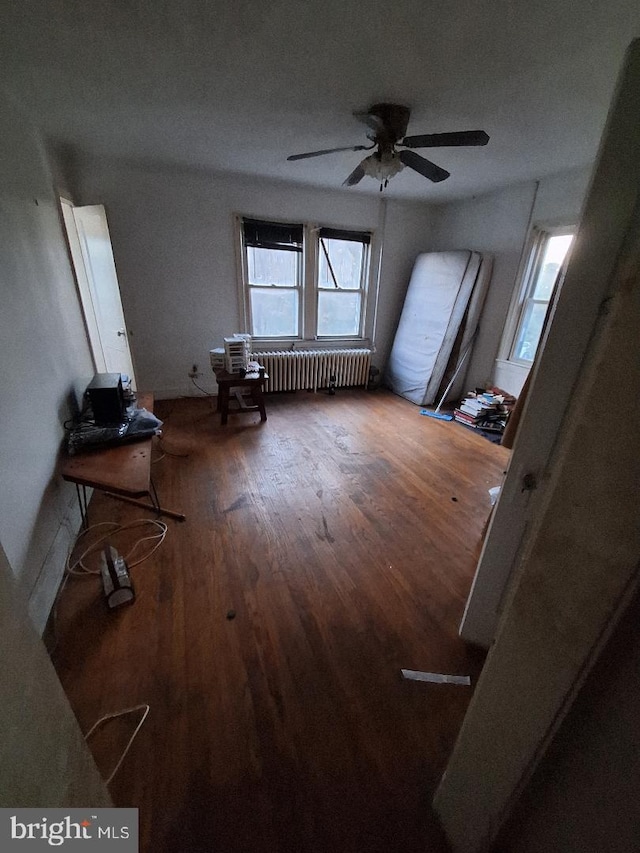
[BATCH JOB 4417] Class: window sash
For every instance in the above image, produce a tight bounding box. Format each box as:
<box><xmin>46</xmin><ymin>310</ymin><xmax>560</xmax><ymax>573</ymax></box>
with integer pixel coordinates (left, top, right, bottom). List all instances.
<box><xmin>316</xmin><ymin>290</ymin><xmax>363</xmax><ymax>338</ymax></box>
<box><xmin>317</xmin><ymin>237</ymin><xmax>367</xmax><ymax>292</ymax></box>
<box><xmin>511</xmin><ymin>298</ymin><xmax>549</xmax><ymax>362</ymax></box>
<box><xmin>246</xmin><ymin>245</ymin><xmax>301</xmax><ymax>288</ymax></box>
<box><xmin>248</xmin><ymin>285</ymin><xmax>300</xmax><ymax>338</ymax></box>
<box><xmin>315</xmin><ymin>232</ymin><xmax>369</xmax><ymax>338</ymax></box>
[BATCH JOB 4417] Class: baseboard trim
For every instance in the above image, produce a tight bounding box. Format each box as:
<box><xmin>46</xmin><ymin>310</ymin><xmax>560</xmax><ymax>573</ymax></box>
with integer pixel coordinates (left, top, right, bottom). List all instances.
<box><xmin>153</xmin><ymin>384</ymin><xmax>217</xmax><ymax>401</ymax></box>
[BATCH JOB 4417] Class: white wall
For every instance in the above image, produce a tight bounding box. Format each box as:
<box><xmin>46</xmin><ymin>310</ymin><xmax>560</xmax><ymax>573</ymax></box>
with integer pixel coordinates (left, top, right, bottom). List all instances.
<box><xmin>430</xmin><ymin>166</ymin><xmax>591</xmax><ymax>395</ymax></box>
<box><xmin>71</xmin><ymin>154</ymin><xmax>592</xmax><ymax>404</ymax></box>
<box><xmin>73</xmin><ymin>157</ymin><xmax>433</xmax><ymax>398</ymax></box>
<box><xmin>429</xmin><ymin>182</ymin><xmax>537</xmax><ymax>391</ymax></box>
<box><xmin>0</xmin><ymin>91</ymin><xmax>95</xmax><ymax>631</ymax></box>
<box><xmin>0</xmin><ymin>542</ymin><xmax>110</xmax><ymax>807</ymax></box>
<box><xmin>375</xmin><ymin>197</ymin><xmax>441</xmax><ymax>369</ymax></box>
<box><xmin>0</xmin><ymin>93</ymin><xmax>108</xmax><ymax>806</ymax></box>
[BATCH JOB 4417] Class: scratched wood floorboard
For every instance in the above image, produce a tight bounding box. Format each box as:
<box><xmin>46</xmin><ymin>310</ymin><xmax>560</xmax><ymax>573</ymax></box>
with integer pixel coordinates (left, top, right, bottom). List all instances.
<box><xmin>52</xmin><ymin>389</ymin><xmax>509</xmax><ymax>853</ymax></box>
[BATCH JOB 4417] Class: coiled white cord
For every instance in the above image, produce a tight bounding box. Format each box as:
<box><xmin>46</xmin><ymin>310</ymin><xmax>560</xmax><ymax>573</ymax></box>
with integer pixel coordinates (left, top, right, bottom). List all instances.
<box><xmin>48</xmin><ymin>519</ymin><xmax>168</xmax><ymax>658</ymax></box>
<box><xmin>65</xmin><ymin>519</ymin><xmax>168</xmax><ymax>576</ymax></box>
<box><xmin>61</xmin><ymin>523</ymin><xmax>161</xmax><ymax>785</ymax></box>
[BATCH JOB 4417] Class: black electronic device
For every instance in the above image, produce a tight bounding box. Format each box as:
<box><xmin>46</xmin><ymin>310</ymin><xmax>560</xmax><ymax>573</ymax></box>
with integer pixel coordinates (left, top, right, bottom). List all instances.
<box><xmin>86</xmin><ymin>372</ymin><xmax>126</xmax><ymax>425</ymax></box>
<box><xmin>101</xmin><ymin>543</ymin><xmax>135</xmax><ymax>609</ymax></box>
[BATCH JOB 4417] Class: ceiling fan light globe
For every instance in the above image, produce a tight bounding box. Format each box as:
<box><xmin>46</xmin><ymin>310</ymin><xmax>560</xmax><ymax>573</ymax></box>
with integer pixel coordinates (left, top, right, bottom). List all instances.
<box><xmin>361</xmin><ymin>151</ymin><xmax>404</xmax><ymax>182</ymax></box>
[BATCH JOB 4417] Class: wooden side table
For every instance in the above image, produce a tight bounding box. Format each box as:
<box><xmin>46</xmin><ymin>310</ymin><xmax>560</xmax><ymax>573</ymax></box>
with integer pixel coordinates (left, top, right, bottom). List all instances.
<box><xmin>215</xmin><ymin>370</ymin><xmax>268</xmax><ymax>425</ymax></box>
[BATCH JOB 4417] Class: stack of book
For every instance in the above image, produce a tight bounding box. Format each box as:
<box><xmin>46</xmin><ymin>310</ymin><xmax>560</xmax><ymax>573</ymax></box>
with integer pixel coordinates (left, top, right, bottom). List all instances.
<box><xmin>454</xmin><ymin>389</ymin><xmax>513</xmax><ymax>433</ymax></box>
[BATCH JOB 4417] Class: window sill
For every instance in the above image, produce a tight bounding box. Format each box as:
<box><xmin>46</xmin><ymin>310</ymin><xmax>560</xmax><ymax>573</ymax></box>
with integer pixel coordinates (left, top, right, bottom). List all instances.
<box><xmin>493</xmin><ymin>359</ymin><xmax>531</xmax><ymax>397</ymax></box>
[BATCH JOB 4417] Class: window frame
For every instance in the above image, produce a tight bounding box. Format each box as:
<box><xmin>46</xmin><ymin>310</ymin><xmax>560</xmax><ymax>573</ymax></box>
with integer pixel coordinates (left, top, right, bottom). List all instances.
<box><xmin>240</xmin><ymin>217</ymin><xmax>305</xmax><ymax>341</ymax></box>
<box><xmin>501</xmin><ymin>223</ymin><xmax>575</xmax><ymax>367</ymax></box>
<box><xmin>236</xmin><ymin>215</ymin><xmax>372</xmax><ymax>344</ymax></box>
<box><xmin>314</xmin><ymin>227</ymin><xmax>371</xmax><ymax>341</ymax></box>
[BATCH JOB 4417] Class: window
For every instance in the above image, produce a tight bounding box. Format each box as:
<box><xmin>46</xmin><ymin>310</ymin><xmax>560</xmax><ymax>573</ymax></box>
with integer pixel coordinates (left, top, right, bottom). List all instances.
<box><xmin>510</xmin><ymin>228</ymin><xmax>574</xmax><ymax>363</ymax></box>
<box><xmin>239</xmin><ymin>218</ymin><xmax>371</xmax><ymax>341</ymax></box>
<box><xmin>243</xmin><ymin>219</ymin><xmax>303</xmax><ymax>338</ymax></box>
<box><xmin>317</xmin><ymin>228</ymin><xmax>370</xmax><ymax>338</ymax></box>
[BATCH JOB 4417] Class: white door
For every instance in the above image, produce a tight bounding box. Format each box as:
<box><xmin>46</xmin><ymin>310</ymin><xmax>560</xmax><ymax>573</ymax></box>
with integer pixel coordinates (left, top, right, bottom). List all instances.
<box><xmin>62</xmin><ymin>201</ymin><xmax>137</xmax><ymax>388</ymax></box>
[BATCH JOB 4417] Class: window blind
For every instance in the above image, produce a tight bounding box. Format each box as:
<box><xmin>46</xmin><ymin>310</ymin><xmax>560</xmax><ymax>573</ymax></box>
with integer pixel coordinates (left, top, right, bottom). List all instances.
<box><xmin>243</xmin><ymin>219</ymin><xmax>303</xmax><ymax>252</ymax></box>
<box><xmin>318</xmin><ymin>227</ymin><xmax>371</xmax><ymax>245</ymax></box>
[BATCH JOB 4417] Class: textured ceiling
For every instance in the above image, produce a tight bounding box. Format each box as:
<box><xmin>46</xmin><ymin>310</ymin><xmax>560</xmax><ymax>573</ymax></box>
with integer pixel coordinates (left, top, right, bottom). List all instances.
<box><xmin>2</xmin><ymin>0</ymin><xmax>640</xmax><ymax>200</ymax></box>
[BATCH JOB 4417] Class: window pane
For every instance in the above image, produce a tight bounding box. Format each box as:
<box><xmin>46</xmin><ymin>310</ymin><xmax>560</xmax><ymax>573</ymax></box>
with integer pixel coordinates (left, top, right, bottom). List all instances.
<box><xmin>318</xmin><ymin>238</ymin><xmax>363</xmax><ymax>290</ymax></box>
<box><xmin>250</xmin><ymin>288</ymin><xmax>298</xmax><ymax>337</ymax></box>
<box><xmin>513</xmin><ymin>301</ymin><xmax>548</xmax><ymax>361</ymax></box>
<box><xmin>317</xmin><ymin>291</ymin><xmax>361</xmax><ymax>336</ymax></box>
<box><xmin>532</xmin><ymin>234</ymin><xmax>573</xmax><ymax>299</ymax></box>
<box><xmin>247</xmin><ymin>246</ymin><xmax>298</xmax><ymax>287</ymax></box>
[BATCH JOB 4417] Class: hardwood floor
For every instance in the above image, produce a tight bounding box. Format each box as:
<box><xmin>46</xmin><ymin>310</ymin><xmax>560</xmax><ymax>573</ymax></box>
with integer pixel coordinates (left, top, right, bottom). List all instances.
<box><xmin>52</xmin><ymin>389</ymin><xmax>509</xmax><ymax>853</ymax></box>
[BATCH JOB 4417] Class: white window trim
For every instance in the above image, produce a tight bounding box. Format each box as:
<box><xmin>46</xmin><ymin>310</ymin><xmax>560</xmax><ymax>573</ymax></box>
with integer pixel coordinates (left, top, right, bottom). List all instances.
<box><xmin>314</xmin><ymin>227</ymin><xmax>371</xmax><ymax>341</ymax></box>
<box><xmin>498</xmin><ymin>222</ymin><xmax>575</xmax><ymax>366</ymax></box>
<box><xmin>303</xmin><ymin>223</ymin><xmax>318</xmax><ymax>340</ymax></box>
<box><xmin>235</xmin><ymin>214</ymin><xmax>374</xmax><ymax>346</ymax></box>
<box><xmin>236</xmin><ymin>215</ymin><xmax>305</xmax><ymax>342</ymax></box>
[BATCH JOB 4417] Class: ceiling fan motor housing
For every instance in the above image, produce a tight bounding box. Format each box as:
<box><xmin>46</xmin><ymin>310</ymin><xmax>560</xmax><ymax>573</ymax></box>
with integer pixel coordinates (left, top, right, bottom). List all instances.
<box><xmin>366</xmin><ymin>103</ymin><xmax>412</xmax><ymax>145</ymax></box>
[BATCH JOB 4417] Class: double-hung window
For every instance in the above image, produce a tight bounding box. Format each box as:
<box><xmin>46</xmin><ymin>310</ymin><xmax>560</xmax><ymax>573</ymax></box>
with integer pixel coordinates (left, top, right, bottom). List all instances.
<box><xmin>239</xmin><ymin>217</ymin><xmax>371</xmax><ymax>341</ymax></box>
<box><xmin>317</xmin><ymin>228</ymin><xmax>370</xmax><ymax>338</ymax></box>
<box><xmin>243</xmin><ymin>218</ymin><xmax>303</xmax><ymax>339</ymax></box>
<box><xmin>509</xmin><ymin>227</ymin><xmax>574</xmax><ymax>363</ymax></box>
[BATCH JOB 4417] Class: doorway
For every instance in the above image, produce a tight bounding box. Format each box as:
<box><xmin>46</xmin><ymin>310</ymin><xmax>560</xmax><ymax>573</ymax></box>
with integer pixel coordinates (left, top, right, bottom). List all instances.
<box><xmin>61</xmin><ymin>200</ymin><xmax>137</xmax><ymax>389</ymax></box>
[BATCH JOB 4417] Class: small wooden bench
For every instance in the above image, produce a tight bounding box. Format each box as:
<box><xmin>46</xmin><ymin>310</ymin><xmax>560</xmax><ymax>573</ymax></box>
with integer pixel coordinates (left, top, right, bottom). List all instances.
<box><xmin>215</xmin><ymin>369</ymin><xmax>268</xmax><ymax>425</ymax></box>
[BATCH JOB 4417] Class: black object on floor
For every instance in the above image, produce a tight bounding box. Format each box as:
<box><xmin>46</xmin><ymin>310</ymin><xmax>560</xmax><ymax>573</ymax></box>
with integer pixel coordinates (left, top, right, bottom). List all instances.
<box><xmin>455</xmin><ymin>421</ymin><xmax>503</xmax><ymax>445</ymax></box>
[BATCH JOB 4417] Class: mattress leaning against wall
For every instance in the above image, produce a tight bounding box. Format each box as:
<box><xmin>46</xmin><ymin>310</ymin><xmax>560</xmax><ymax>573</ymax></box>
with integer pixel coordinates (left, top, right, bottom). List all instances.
<box><xmin>435</xmin><ymin>254</ymin><xmax>493</xmax><ymax>405</ymax></box>
<box><xmin>385</xmin><ymin>251</ymin><xmax>490</xmax><ymax>406</ymax></box>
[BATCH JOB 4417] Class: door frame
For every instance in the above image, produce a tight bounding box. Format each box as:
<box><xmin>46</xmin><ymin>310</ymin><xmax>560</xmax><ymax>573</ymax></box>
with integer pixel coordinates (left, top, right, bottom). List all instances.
<box><xmin>434</xmin><ymin>38</ymin><xmax>640</xmax><ymax>852</ymax></box>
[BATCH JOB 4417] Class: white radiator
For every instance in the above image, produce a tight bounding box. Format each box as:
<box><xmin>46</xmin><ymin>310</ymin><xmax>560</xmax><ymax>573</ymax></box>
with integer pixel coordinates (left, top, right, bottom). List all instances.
<box><xmin>251</xmin><ymin>348</ymin><xmax>372</xmax><ymax>393</ymax></box>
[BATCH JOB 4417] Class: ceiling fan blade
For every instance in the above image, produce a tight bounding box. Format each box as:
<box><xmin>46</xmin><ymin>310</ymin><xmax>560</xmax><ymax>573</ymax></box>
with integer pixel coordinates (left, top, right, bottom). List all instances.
<box><xmin>399</xmin><ymin>150</ymin><xmax>450</xmax><ymax>183</ymax></box>
<box><xmin>342</xmin><ymin>164</ymin><xmax>365</xmax><ymax>187</ymax></box>
<box><xmin>401</xmin><ymin>130</ymin><xmax>490</xmax><ymax>148</ymax></box>
<box><xmin>287</xmin><ymin>145</ymin><xmax>370</xmax><ymax>162</ymax></box>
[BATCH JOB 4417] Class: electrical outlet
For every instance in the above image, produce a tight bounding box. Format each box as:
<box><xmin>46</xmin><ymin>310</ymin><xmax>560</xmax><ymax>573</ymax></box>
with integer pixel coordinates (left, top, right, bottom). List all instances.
<box><xmin>188</xmin><ymin>363</ymin><xmax>200</xmax><ymax>378</ymax></box>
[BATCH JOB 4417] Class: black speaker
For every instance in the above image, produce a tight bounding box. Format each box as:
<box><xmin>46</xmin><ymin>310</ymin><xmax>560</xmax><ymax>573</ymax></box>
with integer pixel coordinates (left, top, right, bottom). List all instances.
<box><xmin>87</xmin><ymin>373</ymin><xmax>126</xmax><ymax>425</ymax></box>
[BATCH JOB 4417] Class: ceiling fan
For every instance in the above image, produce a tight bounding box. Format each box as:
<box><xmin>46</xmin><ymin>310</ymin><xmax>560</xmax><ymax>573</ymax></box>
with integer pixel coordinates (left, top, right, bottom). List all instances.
<box><xmin>287</xmin><ymin>103</ymin><xmax>489</xmax><ymax>190</ymax></box>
